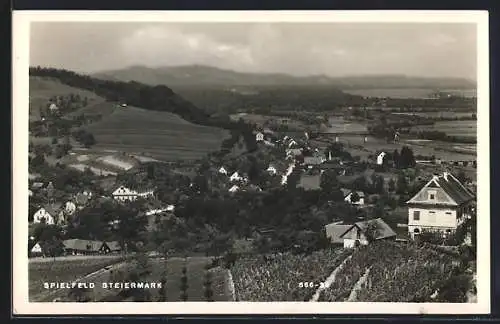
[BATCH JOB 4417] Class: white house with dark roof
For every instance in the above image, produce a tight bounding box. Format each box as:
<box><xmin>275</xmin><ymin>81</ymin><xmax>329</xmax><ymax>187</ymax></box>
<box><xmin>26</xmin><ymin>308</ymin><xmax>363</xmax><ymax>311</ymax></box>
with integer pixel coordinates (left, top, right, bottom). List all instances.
<box><xmin>267</xmin><ymin>165</ymin><xmax>277</xmax><ymax>175</ymax></box>
<box><xmin>406</xmin><ymin>172</ymin><xmax>475</xmax><ymax>239</ymax></box>
<box><xmin>376</xmin><ymin>152</ymin><xmax>387</xmax><ymax>165</ymax></box>
<box><xmin>229</xmin><ymin>172</ymin><xmax>243</xmax><ymax>182</ymax></box>
<box><xmin>341</xmin><ymin>188</ymin><xmax>365</xmax><ymax>205</ymax></box>
<box><xmin>255</xmin><ymin>132</ymin><xmax>264</xmax><ymax>142</ymax></box>
<box><xmin>112</xmin><ymin>186</ymin><xmax>154</xmax><ymax>202</ymax></box>
<box><xmin>339</xmin><ymin>218</ymin><xmax>397</xmax><ymax>248</ymax></box>
<box><xmin>32</xmin><ymin>206</ymin><xmax>59</xmax><ymax>225</ymax></box>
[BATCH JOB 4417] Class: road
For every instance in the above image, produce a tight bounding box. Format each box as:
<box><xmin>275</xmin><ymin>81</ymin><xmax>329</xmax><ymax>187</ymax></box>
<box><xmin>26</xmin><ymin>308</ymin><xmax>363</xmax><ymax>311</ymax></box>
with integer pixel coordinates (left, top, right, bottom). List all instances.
<box><xmin>29</xmin><ymin>254</ymin><xmax>126</xmax><ymax>263</ymax></box>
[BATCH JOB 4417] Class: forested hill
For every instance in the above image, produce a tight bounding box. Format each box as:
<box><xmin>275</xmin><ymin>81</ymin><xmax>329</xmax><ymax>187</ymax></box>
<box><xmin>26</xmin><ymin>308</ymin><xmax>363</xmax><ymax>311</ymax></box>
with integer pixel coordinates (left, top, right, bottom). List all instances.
<box><xmin>29</xmin><ymin>67</ymin><xmax>212</xmax><ymax>126</ymax></box>
<box><xmin>93</xmin><ymin>64</ymin><xmax>476</xmax><ymax>90</ymax></box>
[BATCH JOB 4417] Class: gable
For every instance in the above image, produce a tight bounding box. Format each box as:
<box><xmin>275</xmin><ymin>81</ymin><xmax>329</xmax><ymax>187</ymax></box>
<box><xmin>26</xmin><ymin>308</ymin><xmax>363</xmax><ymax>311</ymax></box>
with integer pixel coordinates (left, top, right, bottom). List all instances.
<box><xmin>407</xmin><ymin>187</ymin><xmax>456</xmax><ymax>205</ymax></box>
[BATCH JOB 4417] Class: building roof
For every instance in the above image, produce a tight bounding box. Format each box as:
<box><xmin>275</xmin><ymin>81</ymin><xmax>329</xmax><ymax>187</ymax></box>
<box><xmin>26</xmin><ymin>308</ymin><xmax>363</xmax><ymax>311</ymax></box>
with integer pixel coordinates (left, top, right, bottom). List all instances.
<box><xmin>340</xmin><ymin>188</ymin><xmax>365</xmax><ymax>198</ymax></box>
<box><xmin>406</xmin><ymin>172</ymin><xmax>475</xmax><ymax>206</ymax></box>
<box><xmin>41</xmin><ymin>203</ymin><xmax>63</xmax><ymax>216</ymax></box>
<box><xmin>106</xmin><ymin>241</ymin><xmax>121</xmax><ymax>251</ymax></box>
<box><xmin>62</xmin><ymin>239</ymin><xmax>105</xmax><ymax>252</ymax></box>
<box><xmin>303</xmin><ymin>156</ymin><xmax>324</xmax><ymax>165</ymax></box>
<box><xmin>340</xmin><ymin>218</ymin><xmax>396</xmax><ymax>240</ymax></box>
<box><xmin>325</xmin><ymin>223</ymin><xmax>352</xmax><ymax>244</ymax></box>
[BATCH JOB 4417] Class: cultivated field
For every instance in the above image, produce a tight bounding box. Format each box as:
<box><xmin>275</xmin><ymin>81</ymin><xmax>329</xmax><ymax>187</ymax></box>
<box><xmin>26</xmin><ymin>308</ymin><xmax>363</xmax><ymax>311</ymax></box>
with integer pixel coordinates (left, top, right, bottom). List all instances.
<box><xmin>231</xmin><ymin>248</ymin><xmax>351</xmax><ymax>301</ymax></box>
<box><xmin>61</xmin><ymin>152</ymin><xmax>141</xmax><ymax>176</ymax></box>
<box><xmin>342</xmin><ymin>88</ymin><xmax>476</xmax><ymax>99</ymax></box>
<box><xmin>29</xmin><ymin>256</ymin><xmax>124</xmax><ymax>301</ymax></box>
<box><xmin>84</xmin><ymin>106</ymin><xmax>229</xmax><ymax>162</ymax></box>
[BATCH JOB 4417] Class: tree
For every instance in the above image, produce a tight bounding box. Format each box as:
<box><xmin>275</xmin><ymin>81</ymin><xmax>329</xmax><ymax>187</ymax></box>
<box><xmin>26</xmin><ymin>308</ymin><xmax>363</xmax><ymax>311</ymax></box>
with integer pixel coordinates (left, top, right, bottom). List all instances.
<box><xmin>396</xmin><ymin>174</ymin><xmax>408</xmax><ymax>195</ymax></box>
<box><xmin>350</xmin><ymin>191</ymin><xmax>361</xmax><ymax>204</ymax></box>
<box><xmin>393</xmin><ymin>149</ymin><xmax>400</xmax><ymax>168</ymax></box>
<box><xmin>399</xmin><ymin>146</ymin><xmax>416</xmax><ymax>168</ymax></box>
<box><xmin>388</xmin><ymin>178</ymin><xmax>396</xmax><ymax>192</ymax></box>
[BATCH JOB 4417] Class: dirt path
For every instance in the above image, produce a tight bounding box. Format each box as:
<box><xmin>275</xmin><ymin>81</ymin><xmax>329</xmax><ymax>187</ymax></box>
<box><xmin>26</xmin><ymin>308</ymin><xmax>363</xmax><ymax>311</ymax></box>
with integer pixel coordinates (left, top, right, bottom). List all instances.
<box><xmin>227</xmin><ymin>269</ymin><xmax>236</xmax><ymax>301</ymax></box>
<box><xmin>347</xmin><ymin>267</ymin><xmax>371</xmax><ymax>302</ymax></box>
<box><xmin>310</xmin><ymin>255</ymin><xmax>352</xmax><ymax>302</ymax></box>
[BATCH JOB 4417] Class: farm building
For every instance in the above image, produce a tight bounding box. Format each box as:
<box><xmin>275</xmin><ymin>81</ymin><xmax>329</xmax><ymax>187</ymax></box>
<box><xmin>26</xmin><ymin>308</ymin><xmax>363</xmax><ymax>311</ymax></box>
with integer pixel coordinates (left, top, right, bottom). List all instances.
<box><xmin>31</xmin><ymin>182</ymin><xmax>45</xmax><ymax>191</ymax></box>
<box><xmin>229</xmin><ymin>185</ymin><xmax>240</xmax><ymax>193</ymax></box>
<box><xmin>324</xmin><ymin>223</ymin><xmax>352</xmax><ymax>245</ymax></box>
<box><xmin>106</xmin><ymin>241</ymin><xmax>122</xmax><ymax>253</ymax></box>
<box><xmin>112</xmin><ymin>186</ymin><xmax>155</xmax><ymax>202</ymax></box>
<box><xmin>376</xmin><ymin>152</ymin><xmax>387</xmax><ymax>165</ymax></box>
<box><xmin>267</xmin><ymin>165</ymin><xmax>277</xmax><ymax>175</ymax></box>
<box><xmin>339</xmin><ymin>218</ymin><xmax>396</xmax><ymax>248</ymax></box>
<box><xmin>255</xmin><ymin>132</ymin><xmax>264</xmax><ymax>142</ymax></box>
<box><xmin>49</xmin><ymin>103</ymin><xmax>58</xmax><ymax>111</ymax></box>
<box><xmin>406</xmin><ymin>172</ymin><xmax>475</xmax><ymax>240</ymax></box>
<box><xmin>218</xmin><ymin>166</ymin><xmax>228</xmax><ymax>175</ymax></box>
<box><xmin>32</xmin><ymin>205</ymin><xmax>61</xmax><ymax>225</ymax></box>
<box><xmin>29</xmin><ymin>242</ymin><xmax>43</xmax><ymax>257</ymax></box>
<box><xmin>62</xmin><ymin>239</ymin><xmax>114</xmax><ymax>255</ymax></box>
<box><xmin>229</xmin><ymin>172</ymin><xmax>243</xmax><ymax>182</ymax></box>
<box><xmin>63</xmin><ymin>201</ymin><xmax>77</xmax><ymax>215</ymax></box>
<box><xmin>341</xmin><ymin>189</ymin><xmax>365</xmax><ymax>205</ymax></box>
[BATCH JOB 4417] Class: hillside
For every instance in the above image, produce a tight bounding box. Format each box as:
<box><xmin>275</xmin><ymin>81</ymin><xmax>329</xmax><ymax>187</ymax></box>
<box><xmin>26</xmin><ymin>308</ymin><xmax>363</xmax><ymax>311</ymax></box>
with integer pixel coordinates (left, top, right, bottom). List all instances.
<box><xmin>29</xmin><ymin>67</ymin><xmax>212</xmax><ymax>127</ymax></box>
<box><xmin>29</xmin><ymin>76</ymin><xmax>105</xmax><ymax>121</ymax></box>
<box><xmin>93</xmin><ymin>65</ymin><xmax>476</xmax><ymax>90</ymax></box>
<box><xmin>83</xmin><ymin>106</ymin><xmax>229</xmax><ymax>161</ymax></box>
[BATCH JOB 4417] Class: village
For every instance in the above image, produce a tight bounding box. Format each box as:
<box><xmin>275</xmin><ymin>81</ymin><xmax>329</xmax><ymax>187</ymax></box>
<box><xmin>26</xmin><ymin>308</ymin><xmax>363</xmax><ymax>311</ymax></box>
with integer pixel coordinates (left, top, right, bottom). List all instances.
<box><xmin>28</xmin><ymin>116</ymin><xmax>477</xmax><ymax>258</ymax></box>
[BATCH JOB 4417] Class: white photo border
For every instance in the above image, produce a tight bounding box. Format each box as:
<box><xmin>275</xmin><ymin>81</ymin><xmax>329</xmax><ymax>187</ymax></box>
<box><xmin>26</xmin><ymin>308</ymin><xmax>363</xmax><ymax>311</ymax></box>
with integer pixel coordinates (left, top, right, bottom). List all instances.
<box><xmin>12</xmin><ymin>10</ymin><xmax>491</xmax><ymax>315</ymax></box>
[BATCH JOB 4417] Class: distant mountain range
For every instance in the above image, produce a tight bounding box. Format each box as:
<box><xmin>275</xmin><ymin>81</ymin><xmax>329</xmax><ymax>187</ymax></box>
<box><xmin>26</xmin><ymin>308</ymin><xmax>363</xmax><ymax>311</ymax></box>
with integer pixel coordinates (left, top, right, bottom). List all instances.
<box><xmin>92</xmin><ymin>65</ymin><xmax>476</xmax><ymax>90</ymax></box>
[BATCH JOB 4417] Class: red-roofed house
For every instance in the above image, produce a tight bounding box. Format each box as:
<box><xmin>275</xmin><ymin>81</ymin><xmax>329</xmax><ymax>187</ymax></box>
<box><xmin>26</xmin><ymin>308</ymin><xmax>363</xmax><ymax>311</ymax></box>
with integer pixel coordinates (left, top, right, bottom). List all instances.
<box><xmin>406</xmin><ymin>172</ymin><xmax>475</xmax><ymax>239</ymax></box>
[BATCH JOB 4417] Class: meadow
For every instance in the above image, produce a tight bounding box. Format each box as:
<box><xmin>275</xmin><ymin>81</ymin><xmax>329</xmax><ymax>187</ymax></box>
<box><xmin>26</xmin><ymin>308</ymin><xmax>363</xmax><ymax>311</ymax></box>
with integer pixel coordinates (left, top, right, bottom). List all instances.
<box><xmin>84</xmin><ymin>106</ymin><xmax>230</xmax><ymax>162</ymax></box>
<box><xmin>29</xmin><ymin>76</ymin><xmax>104</xmax><ymax>121</ymax></box>
<box><xmin>343</xmin><ymin>88</ymin><xmax>477</xmax><ymax>99</ymax></box>
<box><xmin>415</xmin><ymin>120</ymin><xmax>477</xmax><ymax>139</ymax></box>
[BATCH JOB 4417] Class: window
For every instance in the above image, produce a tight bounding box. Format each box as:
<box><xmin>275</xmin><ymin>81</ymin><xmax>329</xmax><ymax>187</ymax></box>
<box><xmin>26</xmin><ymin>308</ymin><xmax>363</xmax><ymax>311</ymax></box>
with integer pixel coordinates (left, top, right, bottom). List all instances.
<box><xmin>445</xmin><ymin>212</ymin><xmax>452</xmax><ymax>215</ymax></box>
<box><xmin>414</xmin><ymin>228</ymin><xmax>420</xmax><ymax>233</ymax></box>
<box><xmin>413</xmin><ymin>210</ymin><xmax>420</xmax><ymax>221</ymax></box>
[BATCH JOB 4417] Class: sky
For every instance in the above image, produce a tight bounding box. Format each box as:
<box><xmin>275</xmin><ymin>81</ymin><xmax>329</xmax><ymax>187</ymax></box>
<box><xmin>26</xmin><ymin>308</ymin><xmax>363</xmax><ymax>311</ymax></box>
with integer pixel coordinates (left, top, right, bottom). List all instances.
<box><xmin>30</xmin><ymin>22</ymin><xmax>477</xmax><ymax>80</ymax></box>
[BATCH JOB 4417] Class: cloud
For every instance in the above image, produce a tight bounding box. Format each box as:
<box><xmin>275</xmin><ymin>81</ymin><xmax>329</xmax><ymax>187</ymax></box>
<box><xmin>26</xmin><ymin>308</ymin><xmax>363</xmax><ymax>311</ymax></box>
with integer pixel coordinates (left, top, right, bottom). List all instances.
<box><xmin>29</xmin><ymin>22</ymin><xmax>477</xmax><ymax>79</ymax></box>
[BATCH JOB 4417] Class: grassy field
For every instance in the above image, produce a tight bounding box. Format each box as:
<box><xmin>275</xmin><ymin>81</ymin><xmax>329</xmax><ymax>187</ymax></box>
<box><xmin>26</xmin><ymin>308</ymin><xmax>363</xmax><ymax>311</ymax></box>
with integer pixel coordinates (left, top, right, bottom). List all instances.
<box><xmin>84</xmin><ymin>106</ymin><xmax>229</xmax><ymax>162</ymax></box>
<box><xmin>29</xmin><ymin>256</ymin><xmax>124</xmax><ymax>301</ymax></box>
<box><xmin>342</xmin><ymin>88</ymin><xmax>476</xmax><ymax>99</ymax></box>
<box><xmin>29</xmin><ymin>76</ymin><xmax>105</xmax><ymax>121</ymax></box>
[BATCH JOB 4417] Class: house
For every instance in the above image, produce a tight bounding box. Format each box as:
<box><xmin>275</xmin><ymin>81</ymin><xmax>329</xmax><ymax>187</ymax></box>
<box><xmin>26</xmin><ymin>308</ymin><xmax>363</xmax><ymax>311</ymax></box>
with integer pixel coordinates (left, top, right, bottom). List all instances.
<box><xmin>30</xmin><ymin>242</ymin><xmax>43</xmax><ymax>256</ymax></box>
<box><xmin>62</xmin><ymin>239</ymin><xmax>110</xmax><ymax>255</ymax></box>
<box><xmin>303</xmin><ymin>155</ymin><xmax>325</xmax><ymax>167</ymax></box>
<box><xmin>32</xmin><ymin>205</ymin><xmax>60</xmax><ymax>225</ymax></box>
<box><xmin>376</xmin><ymin>152</ymin><xmax>387</xmax><ymax>165</ymax></box>
<box><xmin>229</xmin><ymin>185</ymin><xmax>240</xmax><ymax>193</ymax></box>
<box><xmin>406</xmin><ymin>172</ymin><xmax>475</xmax><ymax>240</ymax></box>
<box><xmin>341</xmin><ymin>189</ymin><xmax>365</xmax><ymax>205</ymax></box>
<box><xmin>218</xmin><ymin>166</ymin><xmax>228</xmax><ymax>175</ymax></box>
<box><xmin>49</xmin><ymin>103</ymin><xmax>58</xmax><ymax>111</ymax></box>
<box><xmin>339</xmin><ymin>218</ymin><xmax>397</xmax><ymax>248</ymax></box>
<box><xmin>229</xmin><ymin>172</ymin><xmax>243</xmax><ymax>182</ymax></box>
<box><xmin>255</xmin><ymin>132</ymin><xmax>264</xmax><ymax>142</ymax></box>
<box><xmin>31</xmin><ymin>182</ymin><xmax>44</xmax><ymax>190</ymax></box>
<box><xmin>325</xmin><ymin>223</ymin><xmax>352</xmax><ymax>245</ymax></box>
<box><xmin>267</xmin><ymin>165</ymin><xmax>277</xmax><ymax>175</ymax></box>
<box><xmin>288</xmin><ymin>140</ymin><xmax>299</xmax><ymax>148</ymax></box>
<box><xmin>112</xmin><ymin>186</ymin><xmax>154</xmax><ymax>202</ymax></box>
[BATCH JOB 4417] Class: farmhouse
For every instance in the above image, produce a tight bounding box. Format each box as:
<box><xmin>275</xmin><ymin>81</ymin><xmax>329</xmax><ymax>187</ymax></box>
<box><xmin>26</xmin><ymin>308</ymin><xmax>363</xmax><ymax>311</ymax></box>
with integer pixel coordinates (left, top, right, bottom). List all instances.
<box><xmin>62</xmin><ymin>239</ymin><xmax>111</xmax><ymax>255</ymax></box>
<box><xmin>229</xmin><ymin>185</ymin><xmax>240</xmax><ymax>193</ymax></box>
<box><xmin>255</xmin><ymin>132</ymin><xmax>264</xmax><ymax>142</ymax></box>
<box><xmin>112</xmin><ymin>186</ymin><xmax>155</xmax><ymax>202</ymax></box>
<box><xmin>106</xmin><ymin>241</ymin><xmax>122</xmax><ymax>253</ymax></box>
<box><xmin>376</xmin><ymin>152</ymin><xmax>387</xmax><ymax>165</ymax></box>
<box><xmin>218</xmin><ymin>166</ymin><xmax>228</xmax><ymax>175</ymax></box>
<box><xmin>267</xmin><ymin>165</ymin><xmax>277</xmax><ymax>175</ymax></box>
<box><xmin>32</xmin><ymin>205</ymin><xmax>61</xmax><ymax>225</ymax></box>
<box><xmin>406</xmin><ymin>172</ymin><xmax>475</xmax><ymax>240</ymax></box>
<box><xmin>324</xmin><ymin>223</ymin><xmax>352</xmax><ymax>245</ymax></box>
<box><xmin>341</xmin><ymin>189</ymin><xmax>365</xmax><ymax>205</ymax></box>
<box><xmin>31</xmin><ymin>182</ymin><xmax>45</xmax><ymax>191</ymax></box>
<box><xmin>339</xmin><ymin>218</ymin><xmax>397</xmax><ymax>248</ymax></box>
<box><xmin>229</xmin><ymin>172</ymin><xmax>243</xmax><ymax>182</ymax></box>
<box><xmin>29</xmin><ymin>242</ymin><xmax>43</xmax><ymax>257</ymax></box>
<box><xmin>49</xmin><ymin>103</ymin><xmax>58</xmax><ymax>111</ymax></box>
<box><xmin>63</xmin><ymin>201</ymin><xmax>77</xmax><ymax>215</ymax></box>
